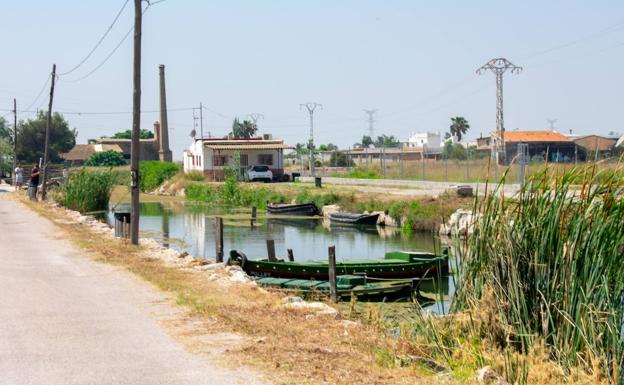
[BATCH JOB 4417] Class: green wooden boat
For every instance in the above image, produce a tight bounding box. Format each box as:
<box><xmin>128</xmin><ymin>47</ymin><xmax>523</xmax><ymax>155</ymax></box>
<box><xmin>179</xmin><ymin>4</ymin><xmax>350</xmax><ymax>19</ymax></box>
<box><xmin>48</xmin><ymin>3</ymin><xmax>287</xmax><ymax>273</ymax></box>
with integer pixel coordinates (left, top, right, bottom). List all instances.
<box><xmin>228</xmin><ymin>249</ymin><xmax>449</xmax><ymax>280</ymax></box>
<box><xmin>255</xmin><ymin>275</ymin><xmax>417</xmax><ymax>300</ymax></box>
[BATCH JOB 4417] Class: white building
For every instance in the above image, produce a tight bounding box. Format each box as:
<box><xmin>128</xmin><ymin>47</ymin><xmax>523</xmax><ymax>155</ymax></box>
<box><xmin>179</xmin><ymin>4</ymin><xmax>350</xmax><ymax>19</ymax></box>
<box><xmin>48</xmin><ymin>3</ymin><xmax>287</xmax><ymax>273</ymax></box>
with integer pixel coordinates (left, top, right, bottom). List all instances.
<box><xmin>183</xmin><ymin>137</ymin><xmax>290</xmax><ymax>181</ymax></box>
<box><xmin>405</xmin><ymin>132</ymin><xmax>441</xmax><ymax>153</ymax></box>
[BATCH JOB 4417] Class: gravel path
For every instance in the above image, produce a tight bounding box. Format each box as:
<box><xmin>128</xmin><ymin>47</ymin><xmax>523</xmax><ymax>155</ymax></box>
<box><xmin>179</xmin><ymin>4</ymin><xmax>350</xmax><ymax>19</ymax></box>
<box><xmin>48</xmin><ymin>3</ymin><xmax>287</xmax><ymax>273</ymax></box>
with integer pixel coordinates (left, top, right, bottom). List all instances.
<box><xmin>0</xmin><ymin>186</ymin><xmax>265</xmax><ymax>385</ymax></box>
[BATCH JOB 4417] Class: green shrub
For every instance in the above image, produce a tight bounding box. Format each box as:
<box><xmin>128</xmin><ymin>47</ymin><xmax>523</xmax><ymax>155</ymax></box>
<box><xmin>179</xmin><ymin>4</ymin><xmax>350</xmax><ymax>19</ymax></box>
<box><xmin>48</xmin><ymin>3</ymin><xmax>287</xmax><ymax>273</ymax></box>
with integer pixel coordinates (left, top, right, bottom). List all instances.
<box><xmin>185</xmin><ymin>183</ymin><xmax>217</xmax><ymax>202</ymax></box>
<box><xmin>139</xmin><ymin>161</ymin><xmax>180</xmax><ymax>192</ymax></box>
<box><xmin>60</xmin><ymin>168</ymin><xmax>115</xmax><ymax>213</ymax></box>
<box><xmin>295</xmin><ymin>189</ymin><xmax>339</xmax><ymax>208</ymax></box>
<box><xmin>84</xmin><ymin>150</ymin><xmax>126</xmax><ymax>167</ymax></box>
<box><xmin>184</xmin><ymin>171</ymin><xmax>205</xmax><ymax>181</ymax></box>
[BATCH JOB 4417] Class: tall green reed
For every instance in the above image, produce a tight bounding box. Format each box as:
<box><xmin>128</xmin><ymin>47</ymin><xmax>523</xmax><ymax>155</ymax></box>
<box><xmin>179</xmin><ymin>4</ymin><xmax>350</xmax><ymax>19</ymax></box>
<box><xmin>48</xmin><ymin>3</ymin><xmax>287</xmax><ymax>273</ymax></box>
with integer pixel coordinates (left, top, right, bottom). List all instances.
<box><xmin>453</xmin><ymin>166</ymin><xmax>624</xmax><ymax>382</ymax></box>
<box><xmin>59</xmin><ymin>168</ymin><xmax>115</xmax><ymax>213</ymax></box>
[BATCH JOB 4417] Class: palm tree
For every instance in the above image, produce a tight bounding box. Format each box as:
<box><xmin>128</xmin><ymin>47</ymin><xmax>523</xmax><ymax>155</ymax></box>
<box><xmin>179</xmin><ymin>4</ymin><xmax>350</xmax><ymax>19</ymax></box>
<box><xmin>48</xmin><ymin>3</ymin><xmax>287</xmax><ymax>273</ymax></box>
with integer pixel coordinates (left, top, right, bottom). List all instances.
<box><xmin>231</xmin><ymin>118</ymin><xmax>258</xmax><ymax>138</ymax></box>
<box><xmin>450</xmin><ymin>116</ymin><xmax>470</xmax><ymax>142</ymax></box>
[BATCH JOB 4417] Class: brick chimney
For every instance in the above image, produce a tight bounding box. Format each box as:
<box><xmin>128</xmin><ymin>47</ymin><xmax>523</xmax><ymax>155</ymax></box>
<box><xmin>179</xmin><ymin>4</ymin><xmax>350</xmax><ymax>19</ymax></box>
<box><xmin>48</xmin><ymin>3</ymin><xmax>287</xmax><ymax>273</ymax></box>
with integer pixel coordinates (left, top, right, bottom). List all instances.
<box><xmin>158</xmin><ymin>64</ymin><xmax>173</xmax><ymax>162</ymax></box>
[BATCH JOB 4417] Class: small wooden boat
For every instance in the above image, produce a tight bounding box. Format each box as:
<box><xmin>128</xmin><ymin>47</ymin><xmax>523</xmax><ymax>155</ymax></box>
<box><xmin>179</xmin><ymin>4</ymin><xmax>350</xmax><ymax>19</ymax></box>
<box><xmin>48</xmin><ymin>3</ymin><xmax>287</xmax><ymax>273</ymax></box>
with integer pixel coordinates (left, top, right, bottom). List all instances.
<box><xmin>255</xmin><ymin>275</ymin><xmax>416</xmax><ymax>300</ymax></box>
<box><xmin>267</xmin><ymin>202</ymin><xmax>319</xmax><ymax>216</ymax></box>
<box><xmin>329</xmin><ymin>212</ymin><xmax>379</xmax><ymax>225</ymax></box>
<box><xmin>229</xmin><ymin>249</ymin><xmax>449</xmax><ymax>280</ymax></box>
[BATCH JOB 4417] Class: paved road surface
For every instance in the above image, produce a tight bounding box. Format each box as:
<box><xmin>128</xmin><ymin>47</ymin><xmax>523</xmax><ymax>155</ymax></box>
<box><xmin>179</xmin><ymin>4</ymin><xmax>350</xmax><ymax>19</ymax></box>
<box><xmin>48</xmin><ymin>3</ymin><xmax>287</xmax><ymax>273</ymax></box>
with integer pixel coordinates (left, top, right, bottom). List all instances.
<box><xmin>0</xmin><ymin>186</ymin><xmax>264</xmax><ymax>385</ymax></box>
<box><xmin>299</xmin><ymin>176</ymin><xmax>520</xmax><ymax>197</ymax></box>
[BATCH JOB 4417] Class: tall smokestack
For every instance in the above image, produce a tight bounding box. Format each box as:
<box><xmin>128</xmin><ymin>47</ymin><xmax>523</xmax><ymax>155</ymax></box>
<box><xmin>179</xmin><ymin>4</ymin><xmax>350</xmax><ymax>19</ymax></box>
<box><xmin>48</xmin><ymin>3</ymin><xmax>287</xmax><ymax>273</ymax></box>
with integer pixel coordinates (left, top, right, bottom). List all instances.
<box><xmin>158</xmin><ymin>64</ymin><xmax>172</xmax><ymax>162</ymax></box>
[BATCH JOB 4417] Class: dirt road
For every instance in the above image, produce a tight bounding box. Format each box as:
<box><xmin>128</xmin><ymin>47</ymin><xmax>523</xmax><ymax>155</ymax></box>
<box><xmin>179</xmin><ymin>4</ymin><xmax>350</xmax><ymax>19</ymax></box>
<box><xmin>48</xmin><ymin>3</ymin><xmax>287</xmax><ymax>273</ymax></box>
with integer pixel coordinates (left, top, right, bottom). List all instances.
<box><xmin>0</xmin><ymin>186</ymin><xmax>265</xmax><ymax>385</ymax></box>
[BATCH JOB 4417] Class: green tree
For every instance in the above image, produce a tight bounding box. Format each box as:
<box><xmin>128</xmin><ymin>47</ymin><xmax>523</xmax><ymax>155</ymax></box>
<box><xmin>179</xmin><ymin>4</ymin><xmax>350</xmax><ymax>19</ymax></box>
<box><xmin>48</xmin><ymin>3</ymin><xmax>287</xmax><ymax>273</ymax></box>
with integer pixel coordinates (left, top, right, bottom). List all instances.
<box><xmin>84</xmin><ymin>150</ymin><xmax>126</xmax><ymax>167</ymax></box>
<box><xmin>111</xmin><ymin>129</ymin><xmax>154</xmax><ymax>139</ymax></box>
<box><xmin>361</xmin><ymin>135</ymin><xmax>373</xmax><ymax>147</ymax></box>
<box><xmin>16</xmin><ymin>111</ymin><xmax>76</xmax><ymax>164</ymax></box>
<box><xmin>230</xmin><ymin>118</ymin><xmax>258</xmax><ymax>138</ymax></box>
<box><xmin>450</xmin><ymin>116</ymin><xmax>470</xmax><ymax>142</ymax></box>
<box><xmin>329</xmin><ymin>152</ymin><xmax>353</xmax><ymax>167</ymax></box>
<box><xmin>0</xmin><ymin>117</ymin><xmax>13</xmax><ymax>176</ymax></box>
<box><xmin>442</xmin><ymin>142</ymin><xmax>468</xmax><ymax>160</ymax></box>
<box><xmin>318</xmin><ymin>143</ymin><xmax>338</xmax><ymax>151</ymax></box>
<box><xmin>374</xmin><ymin>134</ymin><xmax>400</xmax><ymax>147</ymax></box>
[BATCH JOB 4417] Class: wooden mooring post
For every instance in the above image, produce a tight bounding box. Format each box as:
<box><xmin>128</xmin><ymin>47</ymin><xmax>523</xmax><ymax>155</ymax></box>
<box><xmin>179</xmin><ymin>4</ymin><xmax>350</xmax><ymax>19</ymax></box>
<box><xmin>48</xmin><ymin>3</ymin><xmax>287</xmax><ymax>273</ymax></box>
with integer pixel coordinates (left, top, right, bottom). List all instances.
<box><xmin>266</xmin><ymin>239</ymin><xmax>276</xmax><ymax>261</ymax></box>
<box><xmin>286</xmin><ymin>248</ymin><xmax>294</xmax><ymax>262</ymax></box>
<box><xmin>328</xmin><ymin>245</ymin><xmax>337</xmax><ymax>302</ymax></box>
<box><xmin>251</xmin><ymin>206</ymin><xmax>257</xmax><ymax>228</ymax></box>
<box><xmin>215</xmin><ymin>217</ymin><xmax>224</xmax><ymax>263</ymax></box>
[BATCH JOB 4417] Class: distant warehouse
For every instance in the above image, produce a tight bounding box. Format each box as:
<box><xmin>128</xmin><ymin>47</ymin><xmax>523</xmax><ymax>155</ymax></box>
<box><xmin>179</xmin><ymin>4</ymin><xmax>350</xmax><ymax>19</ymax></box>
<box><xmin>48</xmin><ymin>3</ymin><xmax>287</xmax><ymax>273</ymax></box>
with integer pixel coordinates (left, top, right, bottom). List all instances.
<box><xmin>492</xmin><ymin>130</ymin><xmax>581</xmax><ymax>162</ymax></box>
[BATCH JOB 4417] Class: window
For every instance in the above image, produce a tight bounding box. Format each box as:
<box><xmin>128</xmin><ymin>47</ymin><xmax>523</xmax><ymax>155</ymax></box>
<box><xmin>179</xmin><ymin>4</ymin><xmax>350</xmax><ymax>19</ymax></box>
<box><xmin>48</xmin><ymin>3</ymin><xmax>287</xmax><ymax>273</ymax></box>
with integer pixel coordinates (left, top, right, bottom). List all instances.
<box><xmin>239</xmin><ymin>154</ymin><xmax>249</xmax><ymax>166</ymax></box>
<box><xmin>252</xmin><ymin>165</ymin><xmax>269</xmax><ymax>172</ymax></box>
<box><xmin>258</xmin><ymin>154</ymin><xmax>273</xmax><ymax>165</ymax></box>
<box><xmin>213</xmin><ymin>155</ymin><xmax>227</xmax><ymax>166</ymax></box>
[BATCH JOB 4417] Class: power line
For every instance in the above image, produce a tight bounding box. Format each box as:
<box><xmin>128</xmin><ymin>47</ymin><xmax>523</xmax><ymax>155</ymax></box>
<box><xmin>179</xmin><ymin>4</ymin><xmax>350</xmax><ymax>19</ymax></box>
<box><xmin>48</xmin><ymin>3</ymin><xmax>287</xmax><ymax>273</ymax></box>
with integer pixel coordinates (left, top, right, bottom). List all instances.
<box><xmin>0</xmin><ymin>106</ymin><xmax>194</xmax><ymax>116</ymax></box>
<box><xmin>22</xmin><ymin>75</ymin><xmax>52</xmax><ymax>114</ymax></box>
<box><xmin>60</xmin><ymin>1</ymin><xmax>161</xmax><ymax>83</ymax></box>
<box><xmin>58</xmin><ymin>0</ymin><xmax>130</xmax><ymax>76</ymax></box>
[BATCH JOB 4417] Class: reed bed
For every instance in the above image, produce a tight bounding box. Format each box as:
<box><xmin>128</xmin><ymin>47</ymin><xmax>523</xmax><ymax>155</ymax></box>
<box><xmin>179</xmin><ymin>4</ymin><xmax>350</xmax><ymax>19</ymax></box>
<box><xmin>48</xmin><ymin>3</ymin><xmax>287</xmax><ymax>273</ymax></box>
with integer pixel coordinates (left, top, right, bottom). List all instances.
<box><xmin>58</xmin><ymin>168</ymin><xmax>115</xmax><ymax>213</ymax></box>
<box><xmin>453</xmin><ymin>166</ymin><xmax>624</xmax><ymax>383</ymax></box>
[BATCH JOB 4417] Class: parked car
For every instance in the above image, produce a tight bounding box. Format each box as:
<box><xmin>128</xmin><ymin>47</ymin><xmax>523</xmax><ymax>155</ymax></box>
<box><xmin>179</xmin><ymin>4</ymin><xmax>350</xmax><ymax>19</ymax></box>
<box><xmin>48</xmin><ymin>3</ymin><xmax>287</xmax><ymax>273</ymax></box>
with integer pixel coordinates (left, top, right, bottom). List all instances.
<box><xmin>246</xmin><ymin>165</ymin><xmax>273</xmax><ymax>182</ymax></box>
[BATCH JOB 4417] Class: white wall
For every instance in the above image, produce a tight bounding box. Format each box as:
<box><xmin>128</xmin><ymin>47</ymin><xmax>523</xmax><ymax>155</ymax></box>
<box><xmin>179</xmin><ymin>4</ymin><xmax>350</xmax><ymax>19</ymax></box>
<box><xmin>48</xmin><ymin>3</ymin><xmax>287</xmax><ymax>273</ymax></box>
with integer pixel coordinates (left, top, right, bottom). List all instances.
<box><xmin>183</xmin><ymin>143</ymin><xmax>284</xmax><ymax>172</ymax></box>
<box><xmin>406</xmin><ymin>132</ymin><xmax>441</xmax><ymax>152</ymax></box>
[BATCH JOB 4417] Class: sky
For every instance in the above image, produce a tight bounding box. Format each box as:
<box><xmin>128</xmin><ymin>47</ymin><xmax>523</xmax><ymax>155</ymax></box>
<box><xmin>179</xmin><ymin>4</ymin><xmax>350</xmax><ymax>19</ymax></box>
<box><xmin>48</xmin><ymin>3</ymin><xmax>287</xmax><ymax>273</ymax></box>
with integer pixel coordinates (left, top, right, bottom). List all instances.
<box><xmin>2</xmin><ymin>0</ymin><xmax>624</xmax><ymax>159</ymax></box>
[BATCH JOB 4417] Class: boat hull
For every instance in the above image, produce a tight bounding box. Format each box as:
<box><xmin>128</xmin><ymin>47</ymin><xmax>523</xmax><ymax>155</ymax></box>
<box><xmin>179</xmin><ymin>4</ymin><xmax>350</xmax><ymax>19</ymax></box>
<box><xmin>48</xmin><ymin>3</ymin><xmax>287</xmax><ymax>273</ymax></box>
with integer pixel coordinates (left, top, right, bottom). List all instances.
<box><xmin>267</xmin><ymin>203</ymin><xmax>319</xmax><ymax>216</ymax></box>
<box><xmin>231</xmin><ymin>251</ymin><xmax>449</xmax><ymax>280</ymax></box>
<box><xmin>329</xmin><ymin>212</ymin><xmax>380</xmax><ymax>225</ymax></box>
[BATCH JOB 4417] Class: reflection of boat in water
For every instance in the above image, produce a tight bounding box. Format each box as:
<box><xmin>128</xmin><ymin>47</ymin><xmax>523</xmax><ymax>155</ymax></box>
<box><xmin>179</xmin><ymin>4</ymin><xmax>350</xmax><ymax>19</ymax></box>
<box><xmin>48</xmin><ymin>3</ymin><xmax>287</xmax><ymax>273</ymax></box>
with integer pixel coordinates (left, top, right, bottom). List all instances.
<box><xmin>267</xmin><ymin>217</ymin><xmax>321</xmax><ymax>230</ymax></box>
<box><xmin>329</xmin><ymin>212</ymin><xmax>379</xmax><ymax>225</ymax></box>
<box><xmin>267</xmin><ymin>203</ymin><xmax>319</xmax><ymax>216</ymax></box>
<box><xmin>329</xmin><ymin>222</ymin><xmax>381</xmax><ymax>235</ymax></box>
<box><xmin>229</xmin><ymin>249</ymin><xmax>449</xmax><ymax>280</ymax></box>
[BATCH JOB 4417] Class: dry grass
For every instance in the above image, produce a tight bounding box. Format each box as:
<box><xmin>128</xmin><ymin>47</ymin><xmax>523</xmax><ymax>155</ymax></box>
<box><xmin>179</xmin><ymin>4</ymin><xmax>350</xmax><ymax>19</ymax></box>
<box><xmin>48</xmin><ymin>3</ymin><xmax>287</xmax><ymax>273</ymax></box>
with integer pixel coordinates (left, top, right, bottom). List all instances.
<box><xmin>19</xmin><ymin>194</ymin><xmax>452</xmax><ymax>385</ymax></box>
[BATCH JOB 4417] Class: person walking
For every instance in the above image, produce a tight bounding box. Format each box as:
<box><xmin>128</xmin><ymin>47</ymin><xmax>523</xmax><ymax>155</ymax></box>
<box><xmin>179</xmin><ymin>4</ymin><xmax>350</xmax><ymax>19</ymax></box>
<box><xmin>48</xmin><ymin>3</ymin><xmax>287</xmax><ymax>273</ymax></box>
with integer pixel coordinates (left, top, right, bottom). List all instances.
<box><xmin>29</xmin><ymin>164</ymin><xmax>40</xmax><ymax>201</ymax></box>
<box><xmin>14</xmin><ymin>165</ymin><xmax>24</xmax><ymax>190</ymax></box>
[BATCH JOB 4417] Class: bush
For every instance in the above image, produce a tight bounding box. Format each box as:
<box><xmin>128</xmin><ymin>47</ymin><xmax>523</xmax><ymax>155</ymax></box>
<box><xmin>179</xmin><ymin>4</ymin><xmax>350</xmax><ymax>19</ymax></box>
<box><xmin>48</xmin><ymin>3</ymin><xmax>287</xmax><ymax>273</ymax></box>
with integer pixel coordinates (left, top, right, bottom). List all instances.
<box><xmin>184</xmin><ymin>171</ymin><xmax>205</xmax><ymax>181</ymax></box>
<box><xmin>84</xmin><ymin>150</ymin><xmax>126</xmax><ymax>167</ymax></box>
<box><xmin>60</xmin><ymin>168</ymin><xmax>115</xmax><ymax>213</ymax></box>
<box><xmin>139</xmin><ymin>161</ymin><xmax>180</xmax><ymax>192</ymax></box>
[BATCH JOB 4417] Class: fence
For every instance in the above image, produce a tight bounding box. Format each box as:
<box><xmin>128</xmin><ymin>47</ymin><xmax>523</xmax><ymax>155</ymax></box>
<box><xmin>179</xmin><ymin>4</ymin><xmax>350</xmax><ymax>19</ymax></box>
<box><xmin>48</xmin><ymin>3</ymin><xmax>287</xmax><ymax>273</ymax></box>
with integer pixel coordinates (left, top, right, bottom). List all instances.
<box><xmin>286</xmin><ymin>150</ymin><xmax>621</xmax><ymax>184</ymax></box>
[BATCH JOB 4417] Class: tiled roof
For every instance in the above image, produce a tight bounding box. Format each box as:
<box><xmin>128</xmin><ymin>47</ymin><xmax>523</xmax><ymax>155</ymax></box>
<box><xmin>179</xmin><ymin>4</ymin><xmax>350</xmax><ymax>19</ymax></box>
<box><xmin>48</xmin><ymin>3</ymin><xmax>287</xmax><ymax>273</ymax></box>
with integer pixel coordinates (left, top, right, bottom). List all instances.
<box><xmin>61</xmin><ymin>145</ymin><xmax>96</xmax><ymax>161</ymax></box>
<box><xmin>498</xmin><ymin>130</ymin><xmax>571</xmax><ymax>143</ymax></box>
<box><xmin>205</xmin><ymin>143</ymin><xmax>291</xmax><ymax>150</ymax></box>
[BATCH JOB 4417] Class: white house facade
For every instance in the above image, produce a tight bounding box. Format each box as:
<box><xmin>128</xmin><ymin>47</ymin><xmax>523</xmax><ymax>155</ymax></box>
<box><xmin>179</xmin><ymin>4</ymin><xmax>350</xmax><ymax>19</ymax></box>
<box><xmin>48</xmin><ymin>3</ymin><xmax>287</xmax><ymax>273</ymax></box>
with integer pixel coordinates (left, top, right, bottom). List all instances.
<box><xmin>183</xmin><ymin>138</ymin><xmax>290</xmax><ymax>181</ymax></box>
<box><xmin>405</xmin><ymin>132</ymin><xmax>441</xmax><ymax>154</ymax></box>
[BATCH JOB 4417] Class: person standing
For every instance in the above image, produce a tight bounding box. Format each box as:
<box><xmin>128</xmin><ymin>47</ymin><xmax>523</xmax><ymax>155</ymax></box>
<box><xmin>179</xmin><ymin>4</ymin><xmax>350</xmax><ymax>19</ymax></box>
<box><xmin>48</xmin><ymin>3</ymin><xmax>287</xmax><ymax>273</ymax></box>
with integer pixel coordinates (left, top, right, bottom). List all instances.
<box><xmin>14</xmin><ymin>165</ymin><xmax>23</xmax><ymax>190</ymax></box>
<box><xmin>29</xmin><ymin>164</ymin><xmax>40</xmax><ymax>200</ymax></box>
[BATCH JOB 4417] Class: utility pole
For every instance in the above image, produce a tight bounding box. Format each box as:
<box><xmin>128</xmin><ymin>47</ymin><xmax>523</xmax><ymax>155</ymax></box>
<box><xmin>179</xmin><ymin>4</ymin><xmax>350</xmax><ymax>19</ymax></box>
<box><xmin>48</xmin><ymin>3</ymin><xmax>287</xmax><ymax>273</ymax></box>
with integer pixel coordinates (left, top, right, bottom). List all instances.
<box><xmin>199</xmin><ymin>102</ymin><xmax>204</xmax><ymax>139</ymax></box>
<box><xmin>476</xmin><ymin>58</ymin><xmax>522</xmax><ymax>165</ymax></box>
<box><xmin>40</xmin><ymin>65</ymin><xmax>56</xmax><ymax>201</ymax></box>
<box><xmin>300</xmin><ymin>102</ymin><xmax>322</xmax><ymax>176</ymax></box>
<box><xmin>130</xmin><ymin>0</ymin><xmax>142</xmax><ymax>245</ymax></box>
<box><xmin>12</xmin><ymin>98</ymin><xmax>17</xmax><ymax>182</ymax></box>
<box><xmin>363</xmin><ymin>109</ymin><xmax>378</xmax><ymax>138</ymax></box>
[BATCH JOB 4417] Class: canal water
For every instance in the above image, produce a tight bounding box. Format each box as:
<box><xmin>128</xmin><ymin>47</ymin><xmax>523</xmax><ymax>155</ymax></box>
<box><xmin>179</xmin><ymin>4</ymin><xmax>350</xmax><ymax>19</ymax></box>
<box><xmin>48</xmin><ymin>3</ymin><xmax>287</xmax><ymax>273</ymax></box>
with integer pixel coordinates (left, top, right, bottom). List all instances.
<box><xmin>107</xmin><ymin>202</ymin><xmax>453</xmax><ymax>313</ymax></box>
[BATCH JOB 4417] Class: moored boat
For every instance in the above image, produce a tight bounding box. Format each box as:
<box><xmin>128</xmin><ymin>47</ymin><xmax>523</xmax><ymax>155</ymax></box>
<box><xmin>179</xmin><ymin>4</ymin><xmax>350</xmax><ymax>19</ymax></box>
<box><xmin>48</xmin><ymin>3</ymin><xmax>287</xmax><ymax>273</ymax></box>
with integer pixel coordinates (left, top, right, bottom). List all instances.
<box><xmin>228</xmin><ymin>249</ymin><xmax>449</xmax><ymax>280</ymax></box>
<box><xmin>267</xmin><ymin>202</ymin><xmax>319</xmax><ymax>216</ymax></box>
<box><xmin>329</xmin><ymin>212</ymin><xmax>379</xmax><ymax>225</ymax></box>
<box><xmin>255</xmin><ymin>275</ymin><xmax>417</xmax><ymax>300</ymax></box>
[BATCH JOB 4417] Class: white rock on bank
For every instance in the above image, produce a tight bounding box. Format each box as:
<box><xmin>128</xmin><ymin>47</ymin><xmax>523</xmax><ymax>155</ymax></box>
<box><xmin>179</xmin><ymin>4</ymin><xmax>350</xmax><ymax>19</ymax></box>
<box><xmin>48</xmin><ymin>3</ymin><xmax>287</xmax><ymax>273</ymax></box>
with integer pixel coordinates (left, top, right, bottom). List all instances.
<box><xmin>321</xmin><ymin>204</ymin><xmax>340</xmax><ymax>217</ymax></box>
<box><xmin>439</xmin><ymin>208</ymin><xmax>476</xmax><ymax>236</ymax></box>
<box><xmin>281</xmin><ymin>299</ymin><xmax>339</xmax><ymax>317</ymax></box>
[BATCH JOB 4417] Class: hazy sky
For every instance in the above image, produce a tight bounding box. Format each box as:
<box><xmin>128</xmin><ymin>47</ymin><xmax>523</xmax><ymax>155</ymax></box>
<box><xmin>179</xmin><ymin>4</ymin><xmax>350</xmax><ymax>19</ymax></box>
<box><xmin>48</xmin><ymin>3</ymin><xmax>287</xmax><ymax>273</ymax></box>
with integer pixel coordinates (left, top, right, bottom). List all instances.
<box><xmin>2</xmin><ymin>0</ymin><xmax>624</xmax><ymax>159</ymax></box>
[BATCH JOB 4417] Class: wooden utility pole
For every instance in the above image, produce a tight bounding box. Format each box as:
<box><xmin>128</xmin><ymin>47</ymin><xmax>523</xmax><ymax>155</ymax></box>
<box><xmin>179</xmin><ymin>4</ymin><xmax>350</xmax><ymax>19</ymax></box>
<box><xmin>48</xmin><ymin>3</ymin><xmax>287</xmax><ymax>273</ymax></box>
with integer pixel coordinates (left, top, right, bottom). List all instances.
<box><xmin>215</xmin><ymin>217</ymin><xmax>224</xmax><ymax>262</ymax></box>
<box><xmin>130</xmin><ymin>0</ymin><xmax>142</xmax><ymax>245</ymax></box>
<box><xmin>40</xmin><ymin>65</ymin><xmax>56</xmax><ymax>201</ymax></box>
<box><xmin>12</xmin><ymin>98</ymin><xmax>17</xmax><ymax>182</ymax></box>
<box><xmin>328</xmin><ymin>245</ymin><xmax>338</xmax><ymax>302</ymax></box>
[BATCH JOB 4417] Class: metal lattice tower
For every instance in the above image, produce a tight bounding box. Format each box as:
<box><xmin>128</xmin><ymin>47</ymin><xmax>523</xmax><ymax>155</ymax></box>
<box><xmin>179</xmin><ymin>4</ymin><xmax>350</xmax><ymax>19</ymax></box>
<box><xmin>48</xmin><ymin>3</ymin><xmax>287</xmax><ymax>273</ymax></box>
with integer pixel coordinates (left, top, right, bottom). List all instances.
<box><xmin>476</xmin><ymin>58</ymin><xmax>522</xmax><ymax>164</ymax></box>
<box><xmin>547</xmin><ymin>119</ymin><xmax>557</xmax><ymax>130</ymax></box>
<box><xmin>300</xmin><ymin>102</ymin><xmax>322</xmax><ymax>176</ymax></box>
<box><xmin>363</xmin><ymin>109</ymin><xmax>378</xmax><ymax>138</ymax></box>
<box><xmin>247</xmin><ymin>113</ymin><xmax>264</xmax><ymax>125</ymax></box>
